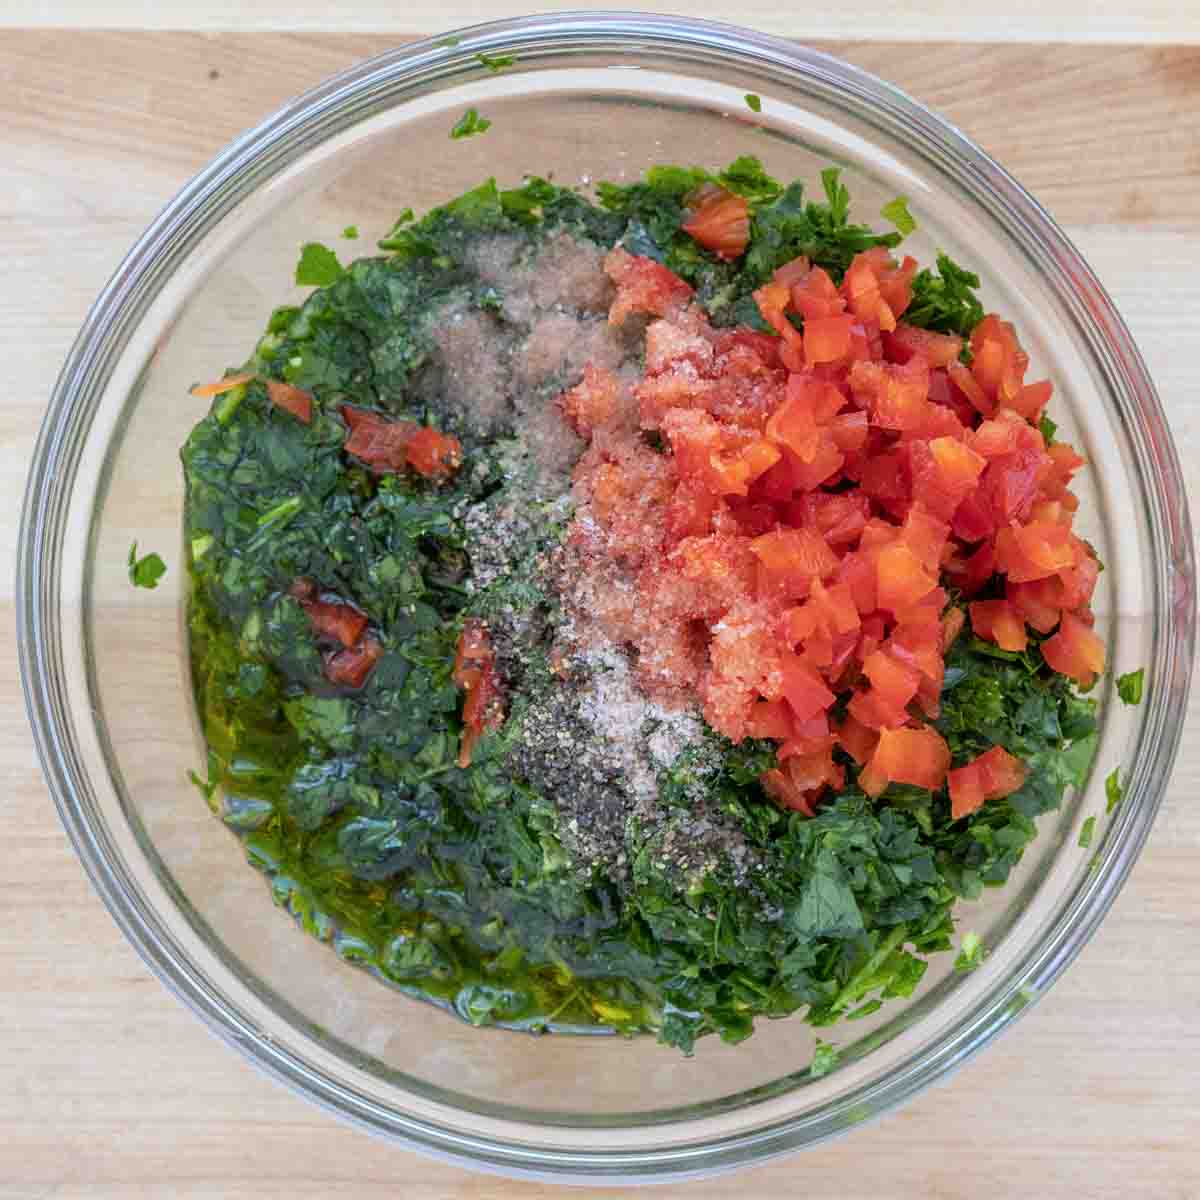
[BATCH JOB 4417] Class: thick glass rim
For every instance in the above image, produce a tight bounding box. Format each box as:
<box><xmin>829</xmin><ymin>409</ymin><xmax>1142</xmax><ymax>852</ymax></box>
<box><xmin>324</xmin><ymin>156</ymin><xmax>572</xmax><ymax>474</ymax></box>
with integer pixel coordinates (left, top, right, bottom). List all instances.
<box><xmin>17</xmin><ymin>11</ymin><xmax>1195</xmax><ymax>1182</ymax></box>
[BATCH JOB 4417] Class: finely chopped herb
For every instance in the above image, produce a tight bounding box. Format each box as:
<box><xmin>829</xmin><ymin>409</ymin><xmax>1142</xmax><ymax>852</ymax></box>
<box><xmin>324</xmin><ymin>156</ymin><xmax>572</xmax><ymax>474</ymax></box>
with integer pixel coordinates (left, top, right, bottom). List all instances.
<box><xmin>183</xmin><ymin>159</ymin><xmax>1104</xmax><ymax>1055</ymax></box>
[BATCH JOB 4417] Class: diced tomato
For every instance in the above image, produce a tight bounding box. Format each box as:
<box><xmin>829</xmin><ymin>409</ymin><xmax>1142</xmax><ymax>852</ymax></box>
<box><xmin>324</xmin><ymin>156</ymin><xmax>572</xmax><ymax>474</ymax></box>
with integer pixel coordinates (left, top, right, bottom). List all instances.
<box><xmin>948</xmin><ymin>745</ymin><xmax>1028</xmax><ymax>819</ymax></box>
<box><xmin>1008</xmin><ymin>378</ymin><xmax>1052</xmax><ymax>422</ymax></box>
<box><xmin>862</xmin><ymin>647</ymin><xmax>921</xmax><ymax>710</ymax></box>
<box><xmin>901</xmin><ymin>503</ymin><xmax>950</xmax><ymax>573</ymax></box>
<box><xmin>666</xmin><ymin>478</ymin><xmax>720</xmax><ymax>542</ymax></box>
<box><xmin>948</xmin><ymin>360</ymin><xmax>991</xmax><ymax>417</ymax></box>
<box><xmin>883</xmin><ymin>323</ymin><xmax>963</xmax><ymax>369</ymax></box>
<box><xmin>559</xmin><ymin>363</ymin><xmax>624</xmax><ymax>434</ymax></box>
<box><xmin>745</xmin><ymin>698</ymin><xmax>795</xmax><ymax>741</ymax></box>
<box><xmin>858</xmin><ymin>724</ymin><xmax>952</xmax><ymax>798</ymax></box>
<box><xmin>604</xmin><ymin>247</ymin><xmax>694</xmax><ymax>326</ymax></box>
<box><xmin>265</xmin><ymin>379</ymin><xmax>313</xmax><ymax>423</ymax></box>
<box><xmin>301</xmin><ymin>597</ymin><xmax>369</xmax><ymax>649</ymax></box>
<box><xmin>849</xmin><ymin>358</ymin><xmax>931</xmax><ymax>431</ymax></box>
<box><xmin>682</xmin><ymin>187</ymin><xmax>751</xmax><ymax>261</ymax></box>
<box><xmin>836</xmin><ymin>713</ymin><xmax>879</xmax><ymax>764</ymax></box>
<box><xmin>995</xmin><ymin>520</ymin><xmax>1076</xmax><ymax>582</ymax></box>
<box><xmin>789</xmin><ymin>264</ymin><xmax>845</xmax><ymax>320</ymax></box>
<box><xmin>777</xmin><ymin>652</ymin><xmax>837</xmax><ymax>722</ymax></box>
<box><xmin>753</xmin><ymin>281</ymin><xmax>806</xmax><ymax>352</ymax></box>
<box><xmin>1041</xmin><ymin>611</ymin><xmax>1106</xmax><ymax>687</ymax></box>
<box><xmin>324</xmin><ymin>635</ymin><xmax>383</xmax><ymax>689</ymax></box>
<box><xmin>750</xmin><ymin>526</ymin><xmax>840</xmax><ymax>583</ymax></box>
<box><xmin>805</xmin><ymin>315</ymin><xmax>855</xmax><ymax>365</ymax></box>
<box><xmin>1007</xmin><ymin>577</ymin><xmax>1063</xmax><ymax>634</ymax></box>
<box><xmin>969</xmin><ymin>598</ymin><xmax>1028</xmax><ymax>652</ymax></box>
<box><xmin>876</xmin><ymin>542</ymin><xmax>937</xmax><ymax>613</ymax></box>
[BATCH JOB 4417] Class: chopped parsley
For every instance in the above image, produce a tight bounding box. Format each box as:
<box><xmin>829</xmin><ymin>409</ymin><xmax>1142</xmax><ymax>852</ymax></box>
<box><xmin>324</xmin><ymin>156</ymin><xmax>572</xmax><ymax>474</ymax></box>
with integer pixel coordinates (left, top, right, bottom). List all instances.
<box><xmin>906</xmin><ymin>251</ymin><xmax>986</xmax><ymax>338</ymax></box>
<box><xmin>954</xmin><ymin>931</ymin><xmax>985</xmax><ymax>972</ymax></box>
<box><xmin>1039</xmin><ymin>414</ymin><xmax>1058</xmax><ymax>443</ymax></box>
<box><xmin>1106</xmin><ymin>768</ymin><xmax>1123</xmax><ymax>813</ymax></box>
<box><xmin>475</xmin><ymin>51</ymin><xmax>516</xmax><ymax>72</ymax></box>
<box><xmin>341</xmin><ymin>224</ymin><xmax>359</xmax><ymax>240</ymax></box>
<box><xmin>1116</xmin><ymin>668</ymin><xmax>1145</xmax><ymax>705</ymax></box>
<box><xmin>128</xmin><ymin>542</ymin><xmax>166</xmax><ymax>589</ymax></box>
<box><xmin>450</xmin><ymin>108</ymin><xmax>492</xmax><ymax>140</ymax></box>
<box><xmin>744</xmin><ymin>92</ymin><xmax>762</xmax><ymax>113</ymax></box>
<box><xmin>294</xmin><ymin>242</ymin><xmax>344</xmax><ymax>287</ymax></box>
<box><xmin>880</xmin><ymin>195</ymin><xmax>917</xmax><ymax>237</ymax></box>
<box><xmin>1078</xmin><ymin>816</ymin><xmax>1097</xmax><ymax>848</ymax></box>
<box><xmin>809</xmin><ymin>1040</ymin><xmax>840</xmax><ymax>1078</ymax></box>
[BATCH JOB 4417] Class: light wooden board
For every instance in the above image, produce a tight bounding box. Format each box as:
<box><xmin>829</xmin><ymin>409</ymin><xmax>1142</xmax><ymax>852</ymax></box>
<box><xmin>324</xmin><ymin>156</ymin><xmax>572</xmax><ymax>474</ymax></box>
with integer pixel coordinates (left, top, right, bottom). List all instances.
<box><xmin>2</xmin><ymin>29</ymin><xmax>1198</xmax><ymax>1200</ymax></box>
<box><xmin>2</xmin><ymin>2</ymin><xmax>1199</xmax><ymax>43</ymax></box>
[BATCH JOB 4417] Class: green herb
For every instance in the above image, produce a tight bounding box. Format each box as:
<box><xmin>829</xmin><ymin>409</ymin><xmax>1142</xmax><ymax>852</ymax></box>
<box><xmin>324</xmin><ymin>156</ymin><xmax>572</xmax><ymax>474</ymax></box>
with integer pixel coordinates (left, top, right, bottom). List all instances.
<box><xmin>906</xmin><ymin>251</ymin><xmax>986</xmax><ymax>339</ymax></box>
<box><xmin>880</xmin><ymin>195</ymin><xmax>917</xmax><ymax>237</ymax></box>
<box><xmin>1105</xmin><ymin>768</ymin><xmax>1123</xmax><ymax>814</ymax></box>
<box><xmin>437</xmin><ymin>35</ymin><xmax>462</xmax><ymax>47</ymax></box>
<box><xmin>451</xmin><ymin>108</ymin><xmax>492</xmax><ymax>139</ymax></box>
<box><xmin>476</xmin><ymin>51</ymin><xmax>516</xmax><ymax>72</ymax></box>
<box><xmin>954</xmin><ymin>931</ymin><xmax>985</xmax><ymax>972</ymax></box>
<box><xmin>295</xmin><ymin>242</ymin><xmax>344</xmax><ymax>287</ymax></box>
<box><xmin>128</xmin><ymin>541</ymin><xmax>167</xmax><ymax>589</ymax></box>
<box><xmin>1116</xmin><ymin>668</ymin><xmax>1145</xmax><ymax>705</ymax></box>
<box><xmin>341</xmin><ymin>225</ymin><xmax>359</xmax><ymax>240</ymax></box>
<box><xmin>1038</xmin><ymin>414</ymin><xmax>1058</xmax><ymax>443</ymax></box>
<box><xmin>810</xmin><ymin>1040</ymin><xmax>840</xmax><ymax>1078</ymax></box>
<box><xmin>1078</xmin><ymin>816</ymin><xmax>1097</xmax><ymax>848</ymax></box>
<box><xmin>744</xmin><ymin>93</ymin><xmax>762</xmax><ymax>113</ymax></box>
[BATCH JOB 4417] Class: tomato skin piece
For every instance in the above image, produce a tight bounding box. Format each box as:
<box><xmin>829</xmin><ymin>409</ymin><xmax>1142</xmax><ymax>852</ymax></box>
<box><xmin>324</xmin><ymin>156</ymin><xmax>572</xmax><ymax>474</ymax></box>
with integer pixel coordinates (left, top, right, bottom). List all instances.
<box><xmin>342</xmin><ymin>406</ymin><xmax>418</xmax><ymax>473</ymax></box>
<box><xmin>453</xmin><ymin>619</ymin><xmax>506</xmax><ymax>767</ymax></box>
<box><xmin>858</xmin><ymin>724</ymin><xmax>952</xmax><ymax>798</ymax></box>
<box><xmin>324</xmin><ymin>635</ymin><xmax>383</xmax><ymax>689</ymax></box>
<box><xmin>682</xmin><ymin>187</ymin><xmax>751</xmax><ymax>261</ymax></box>
<box><xmin>303</xmin><ymin>599</ymin><xmax>369</xmax><ymax>648</ymax></box>
<box><xmin>1041</xmin><ymin>611</ymin><xmax>1106</xmax><ymax>687</ymax></box>
<box><xmin>406</xmin><ymin>426</ymin><xmax>464</xmax><ymax>478</ymax></box>
<box><xmin>265</xmin><ymin>379</ymin><xmax>313</xmax><ymax>424</ymax></box>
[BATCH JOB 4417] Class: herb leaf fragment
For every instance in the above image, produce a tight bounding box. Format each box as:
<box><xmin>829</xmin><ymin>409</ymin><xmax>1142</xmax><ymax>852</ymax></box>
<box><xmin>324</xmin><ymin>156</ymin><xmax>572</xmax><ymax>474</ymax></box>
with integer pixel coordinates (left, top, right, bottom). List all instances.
<box><xmin>128</xmin><ymin>541</ymin><xmax>167</xmax><ymax>589</ymax></box>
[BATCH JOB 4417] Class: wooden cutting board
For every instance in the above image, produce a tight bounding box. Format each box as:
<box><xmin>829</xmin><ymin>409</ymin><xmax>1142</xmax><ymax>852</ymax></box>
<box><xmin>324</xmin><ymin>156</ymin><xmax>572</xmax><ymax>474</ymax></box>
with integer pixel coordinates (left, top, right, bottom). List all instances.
<box><xmin>2</xmin><ymin>29</ymin><xmax>1198</xmax><ymax>1200</ymax></box>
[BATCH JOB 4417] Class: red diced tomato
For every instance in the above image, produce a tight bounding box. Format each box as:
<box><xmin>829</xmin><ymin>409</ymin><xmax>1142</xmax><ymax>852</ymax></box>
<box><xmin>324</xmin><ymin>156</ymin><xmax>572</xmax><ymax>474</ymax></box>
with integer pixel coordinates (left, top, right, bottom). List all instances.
<box><xmin>858</xmin><ymin>724</ymin><xmax>952</xmax><ymax>798</ymax></box>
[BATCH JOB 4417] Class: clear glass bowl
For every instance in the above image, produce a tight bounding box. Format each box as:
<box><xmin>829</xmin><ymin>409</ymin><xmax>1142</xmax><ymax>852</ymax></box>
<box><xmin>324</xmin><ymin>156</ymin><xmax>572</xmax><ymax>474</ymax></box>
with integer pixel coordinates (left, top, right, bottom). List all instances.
<box><xmin>18</xmin><ymin>13</ymin><xmax>1195</xmax><ymax>1183</ymax></box>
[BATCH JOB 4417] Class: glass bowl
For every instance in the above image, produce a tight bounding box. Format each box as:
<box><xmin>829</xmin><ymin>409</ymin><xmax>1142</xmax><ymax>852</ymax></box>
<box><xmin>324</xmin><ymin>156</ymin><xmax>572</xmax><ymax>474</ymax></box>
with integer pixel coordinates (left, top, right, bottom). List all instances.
<box><xmin>18</xmin><ymin>12</ymin><xmax>1195</xmax><ymax>1183</ymax></box>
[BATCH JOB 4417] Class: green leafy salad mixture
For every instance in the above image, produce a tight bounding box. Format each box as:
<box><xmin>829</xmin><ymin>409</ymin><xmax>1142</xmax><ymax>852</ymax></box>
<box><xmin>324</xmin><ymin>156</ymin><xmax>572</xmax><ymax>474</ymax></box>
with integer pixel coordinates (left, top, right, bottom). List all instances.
<box><xmin>182</xmin><ymin>158</ymin><xmax>1101</xmax><ymax>1055</ymax></box>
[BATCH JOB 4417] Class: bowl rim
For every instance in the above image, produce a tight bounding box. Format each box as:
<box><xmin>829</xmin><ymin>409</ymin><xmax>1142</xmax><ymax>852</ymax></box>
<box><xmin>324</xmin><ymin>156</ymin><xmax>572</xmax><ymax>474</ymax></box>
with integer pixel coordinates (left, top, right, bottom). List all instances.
<box><xmin>17</xmin><ymin>9</ymin><xmax>1196</xmax><ymax>1182</ymax></box>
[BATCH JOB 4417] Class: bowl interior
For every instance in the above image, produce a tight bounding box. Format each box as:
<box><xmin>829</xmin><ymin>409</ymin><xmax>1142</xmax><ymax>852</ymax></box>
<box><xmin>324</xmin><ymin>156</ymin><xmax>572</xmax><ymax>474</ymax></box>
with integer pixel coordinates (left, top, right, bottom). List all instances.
<box><xmin>31</xmin><ymin>18</ymin><xmax>1184</xmax><ymax>1176</ymax></box>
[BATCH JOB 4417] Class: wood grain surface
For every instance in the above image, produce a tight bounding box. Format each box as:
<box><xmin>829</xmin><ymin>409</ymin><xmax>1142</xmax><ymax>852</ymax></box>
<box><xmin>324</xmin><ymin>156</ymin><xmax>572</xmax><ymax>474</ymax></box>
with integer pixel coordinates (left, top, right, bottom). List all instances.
<box><xmin>2</xmin><ymin>29</ymin><xmax>1198</xmax><ymax>1200</ymax></box>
